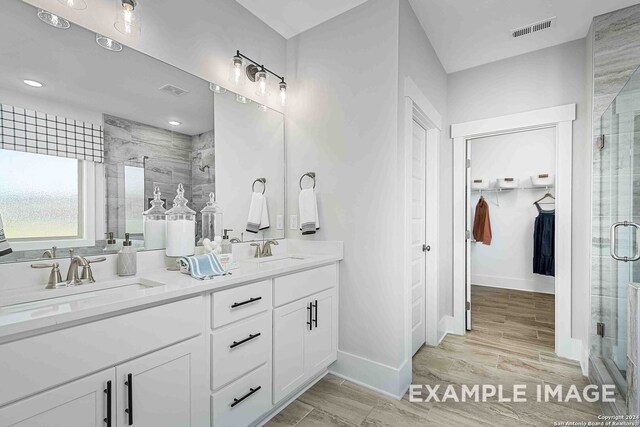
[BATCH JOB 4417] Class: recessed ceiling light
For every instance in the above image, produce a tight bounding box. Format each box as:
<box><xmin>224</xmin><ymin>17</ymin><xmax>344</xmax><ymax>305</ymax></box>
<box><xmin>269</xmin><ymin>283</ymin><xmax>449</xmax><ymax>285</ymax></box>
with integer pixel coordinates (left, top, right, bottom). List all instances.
<box><xmin>236</xmin><ymin>94</ymin><xmax>251</xmax><ymax>104</ymax></box>
<box><xmin>37</xmin><ymin>9</ymin><xmax>70</xmax><ymax>29</ymax></box>
<box><xmin>168</xmin><ymin>120</ymin><xmax>181</xmax><ymax>126</ymax></box>
<box><xmin>23</xmin><ymin>80</ymin><xmax>44</xmax><ymax>88</ymax></box>
<box><xmin>209</xmin><ymin>82</ymin><xmax>227</xmax><ymax>94</ymax></box>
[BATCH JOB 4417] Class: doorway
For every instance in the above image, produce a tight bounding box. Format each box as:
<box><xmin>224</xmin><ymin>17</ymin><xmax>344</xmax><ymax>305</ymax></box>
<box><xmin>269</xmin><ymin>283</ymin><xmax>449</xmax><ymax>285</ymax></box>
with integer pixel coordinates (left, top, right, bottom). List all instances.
<box><xmin>451</xmin><ymin>104</ymin><xmax>579</xmax><ymax>361</ymax></box>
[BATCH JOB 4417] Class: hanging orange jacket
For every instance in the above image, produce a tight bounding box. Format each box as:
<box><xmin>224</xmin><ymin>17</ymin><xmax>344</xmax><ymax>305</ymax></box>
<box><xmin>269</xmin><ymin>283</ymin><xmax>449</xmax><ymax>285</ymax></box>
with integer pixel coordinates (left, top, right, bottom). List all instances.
<box><xmin>473</xmin><ymin>197</ymin><xmax>492</xmax><ymax>245</ymax></box>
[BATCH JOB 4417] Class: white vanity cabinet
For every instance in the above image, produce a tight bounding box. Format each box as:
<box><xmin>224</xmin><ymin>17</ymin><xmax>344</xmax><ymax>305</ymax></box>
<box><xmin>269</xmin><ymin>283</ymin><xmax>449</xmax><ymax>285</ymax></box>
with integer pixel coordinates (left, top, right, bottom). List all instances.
<box><xmin>273</xmin><ymin>265</ymin><xmax>338</xmax><ymax>404</ymax></box>
<box><xmin>0</xmin><ymin>369</ymin><xmax>115</xmax><ymax>427</ymax></box>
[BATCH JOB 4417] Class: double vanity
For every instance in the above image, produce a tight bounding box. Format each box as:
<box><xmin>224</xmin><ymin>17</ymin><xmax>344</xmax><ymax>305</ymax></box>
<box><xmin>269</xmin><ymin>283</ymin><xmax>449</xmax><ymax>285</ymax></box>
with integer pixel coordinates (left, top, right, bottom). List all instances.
<box><xmin>0</xmin><ymin>241</ymin><xmax>342</xmax><ymax>426</ymax></box>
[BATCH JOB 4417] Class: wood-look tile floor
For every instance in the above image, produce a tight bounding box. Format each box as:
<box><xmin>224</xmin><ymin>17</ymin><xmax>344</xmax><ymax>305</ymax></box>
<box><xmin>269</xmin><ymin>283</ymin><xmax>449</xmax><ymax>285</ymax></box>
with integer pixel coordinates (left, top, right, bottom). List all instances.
<box><xmin>266</xmin><ymin>286</ymin><xmax>602</xmax><ymax>426</ymax></box>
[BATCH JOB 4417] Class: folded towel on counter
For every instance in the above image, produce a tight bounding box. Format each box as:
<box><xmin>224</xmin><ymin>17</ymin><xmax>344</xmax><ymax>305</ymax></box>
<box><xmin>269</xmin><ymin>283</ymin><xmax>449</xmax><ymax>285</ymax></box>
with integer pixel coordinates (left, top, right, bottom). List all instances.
<box><xmin>246</xmin><ymin>192</ymin><xmax>270</xmax><ymax>233</ymax></box>
<box><xmin>299</xmin><ymin>188</ymin><xmax>320</xmax><ymax>235</ymax></box>
<box><xmin>178</xmin><ymin>253</ymin><xmax>228</xmax><ymax>280</ymax></box>
<box><xmin>0</xmin><ymin>214</ymin><xmax>12</xmax><ymax>257</ymax></box>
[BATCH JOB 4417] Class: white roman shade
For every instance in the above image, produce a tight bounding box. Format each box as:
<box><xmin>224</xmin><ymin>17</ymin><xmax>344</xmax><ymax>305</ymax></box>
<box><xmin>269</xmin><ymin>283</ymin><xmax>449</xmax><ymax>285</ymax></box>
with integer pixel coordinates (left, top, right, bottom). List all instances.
<box><xmin>0</xmin><ymin>104</ymin><xmax>104</xmax><ymax>163</ymax></box>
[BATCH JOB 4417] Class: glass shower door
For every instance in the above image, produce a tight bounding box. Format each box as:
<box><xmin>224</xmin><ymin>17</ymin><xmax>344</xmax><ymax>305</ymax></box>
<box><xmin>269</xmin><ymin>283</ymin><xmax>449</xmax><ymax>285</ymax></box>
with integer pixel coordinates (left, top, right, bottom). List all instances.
<box><xmin>592</xmin><ymin>65</ymin><xmax>640</xmax><ymax>391</ymax></box>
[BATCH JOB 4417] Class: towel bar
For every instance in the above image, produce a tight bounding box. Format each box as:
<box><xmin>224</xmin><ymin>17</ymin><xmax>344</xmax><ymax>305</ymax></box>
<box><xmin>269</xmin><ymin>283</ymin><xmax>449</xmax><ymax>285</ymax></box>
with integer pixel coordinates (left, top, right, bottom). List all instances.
<box><xmin>252</xmin><ymin>178</ymin><xmax>266</xmax><ymax>194</ymax></box>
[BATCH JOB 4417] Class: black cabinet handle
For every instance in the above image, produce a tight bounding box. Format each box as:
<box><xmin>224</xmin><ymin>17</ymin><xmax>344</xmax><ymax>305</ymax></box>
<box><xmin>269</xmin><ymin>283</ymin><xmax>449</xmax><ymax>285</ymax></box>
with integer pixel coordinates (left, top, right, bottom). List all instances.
<box><xmin>103</xmin><ymin>380</ymin><xmax>112</xmax><ymax>427</ymax></box>
<box><xmin>230</xmin><ymin>332</ymin><xmax>261</xmax><ymax>349</ymax></box>
<box><xmin>231</xmin><ymin>297</ymin><xmax>262</xmax><ymax>308</ymax></box>
<box><xmin>307</xmin><ymin>302</ymin><xmax>313</xmax><ymax>330</ymax></box>
<box><xmin>230</xmin><ymin>386</ymin><xmax>262</xmax><ymax>408</ymax></box>
<box><xmin>125</xmin><ymin>373</ymin><xmax>133</xmax><ymax>425</ymax></box>
<box><xmin>313</xmin><ymin>300</ymin><xmax>318</xmax><ymax>328</ymax></box>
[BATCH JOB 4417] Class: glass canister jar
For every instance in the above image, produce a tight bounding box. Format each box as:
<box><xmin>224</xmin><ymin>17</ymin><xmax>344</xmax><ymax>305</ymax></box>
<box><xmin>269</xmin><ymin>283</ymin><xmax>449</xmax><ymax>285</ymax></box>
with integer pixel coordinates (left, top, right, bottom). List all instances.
<box><xmin>143</xmin><ymin>187</ymin><xmax>166</xmax><ymax>250</ymax></box>
<box><xmin>200</xmin><ymin>192</ymin><xmax>223</xmax><ymax>243</ymax></box>
<box><xmin>165</xmin><ymin>183</ymin><xmax>196</xmax><ymax>257</ymax></box>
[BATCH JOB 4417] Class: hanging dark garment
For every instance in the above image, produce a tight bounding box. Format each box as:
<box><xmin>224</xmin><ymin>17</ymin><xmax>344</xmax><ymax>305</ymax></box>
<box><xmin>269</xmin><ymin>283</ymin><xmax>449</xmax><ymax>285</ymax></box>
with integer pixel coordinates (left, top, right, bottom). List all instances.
<box><xmin>473</xmin><ymin>197</ymin><xmax>492</xmax><ymax>245</ymax></box>
<box><xmin>533</xmin><ymin>202</ymin><xmax>555</xmax><ymax>276</ymax></box>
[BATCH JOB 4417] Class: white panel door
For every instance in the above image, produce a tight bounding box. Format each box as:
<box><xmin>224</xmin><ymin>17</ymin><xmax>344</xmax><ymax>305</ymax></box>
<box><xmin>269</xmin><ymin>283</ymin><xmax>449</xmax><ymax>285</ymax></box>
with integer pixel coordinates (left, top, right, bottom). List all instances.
<box><xmin>465</xmin><ymin>141</ymin><xmax>472</xmax><ymax>330</ymax></box>
<box><xmin>116</xmin><ymin>339</ymin><xmax>198</xmax><ymax>427</ymax></box>
<box><xmin>305</xmin><ymin>288</ymin><xmax>337</xmax><ymax>374</ymax></box>
<box><xmin>273</xmin><ymin>298</ymin><xmax>309</xmax><ymax>404</ymax></box>
<box><xmin>0</xmin><ymin>369</ymin><xmax>114</xmax><ymax>427</ymax></box>
<box><xmin>411</xmin><ymin>119</ymin><xmax>427</xmax><ymax>355</ymax></box>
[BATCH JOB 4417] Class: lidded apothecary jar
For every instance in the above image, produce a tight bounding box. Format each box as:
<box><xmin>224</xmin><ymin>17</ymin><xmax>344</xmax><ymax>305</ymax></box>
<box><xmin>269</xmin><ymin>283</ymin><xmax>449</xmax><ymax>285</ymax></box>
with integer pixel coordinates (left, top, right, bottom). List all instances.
<box><xmin>165</xmin><ymin>183</ymin><xmax>196</xmax><ymax>257</ymax></box>
<box><xmin>143</xmin><ymin>187</ymin><xmax>166</xmax><ymax>250</ymax></box>
<box><xmin>200</xmin><ymin>192</ymin><xmax>223</xmax><ymax>242</ymax></box>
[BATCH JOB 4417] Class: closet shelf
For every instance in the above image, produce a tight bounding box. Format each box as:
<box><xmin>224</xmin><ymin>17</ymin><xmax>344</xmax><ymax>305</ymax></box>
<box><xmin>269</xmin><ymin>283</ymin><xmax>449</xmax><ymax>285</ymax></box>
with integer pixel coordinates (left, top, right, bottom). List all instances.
<box><xmin>471</xmin><ymin>186</ymin><xmax>554</xmax><ymax>207</ymax></box>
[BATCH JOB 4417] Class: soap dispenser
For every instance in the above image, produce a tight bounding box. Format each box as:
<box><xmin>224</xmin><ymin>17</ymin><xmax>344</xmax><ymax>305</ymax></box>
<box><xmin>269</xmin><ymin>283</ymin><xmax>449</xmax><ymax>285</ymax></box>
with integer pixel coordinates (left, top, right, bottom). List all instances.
<box><xmin>200</xmin><ymin>192</ymin><xmax>223</xmax><ymax>243</ymax></box>
<box><xmin>221</xmin><ymin>229</ymin><xmax>233</xmax><ymax>254</ymax></box>
<box><xmin>117</xmin><ymin>233</ymin><xmax>137</xmax><ymax>276</ymax></box>
<box><xmin>104</xmin><ymin>232</ymin><xmax>118</xmax><ymax>252</ymax></box>
<box><xmin>165</xmin><ymin>183</ymin><xmax>196</xmax><ymax>257</ymax></box>
<box><xmin>143</xmin><ymin>186</ymin><xmax>166</xmax><ymax>250</ymax></box>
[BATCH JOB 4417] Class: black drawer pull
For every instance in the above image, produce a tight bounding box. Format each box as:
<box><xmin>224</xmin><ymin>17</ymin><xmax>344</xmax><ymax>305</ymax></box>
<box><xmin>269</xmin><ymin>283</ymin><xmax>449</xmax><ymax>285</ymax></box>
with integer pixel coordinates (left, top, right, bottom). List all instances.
<box><xmin>307</xmin><ymin>302</ymin><xmax>313</xmax><ymax>330</ymax></box>
<box><xmin>125</xmin><ymin>373</ymin><xmax>133</xmax><ymax>425</ymax></box>
<box><xmin>313</xmin><ymin>300</ymin><xmax>318</xmax><ymax>328</ymax></box>
<box><xmin>230</xmin><ymin>386</ymin><xmax>261</xmax><ymax>408</ymax></box>
<box><xmin>230</xmin><ymin>333</ymin><xmax>261</xmax><ymax>349</ymax></box>
<box><xmin>103</xmin><ymin>380</ymin><xmax>112</xmax><ymax>427</ymax></box>
<box><xmin>231</xmin><ymin>297</ymin><xmax>262</xmax><ymax>308</ymax></box>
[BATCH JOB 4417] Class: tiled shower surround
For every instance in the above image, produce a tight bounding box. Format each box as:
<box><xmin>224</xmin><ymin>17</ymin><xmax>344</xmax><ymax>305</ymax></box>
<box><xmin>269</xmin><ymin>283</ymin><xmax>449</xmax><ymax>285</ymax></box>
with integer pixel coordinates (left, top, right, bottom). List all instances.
<box><xmin>591</xmin><ymin>3</ymin><xmax>640</xmax><ymax>415</ymax></box>
<box><xmin>104</xmin><ymin>114</ymin><xmax>214</xmax><ymax>240</ymax></box>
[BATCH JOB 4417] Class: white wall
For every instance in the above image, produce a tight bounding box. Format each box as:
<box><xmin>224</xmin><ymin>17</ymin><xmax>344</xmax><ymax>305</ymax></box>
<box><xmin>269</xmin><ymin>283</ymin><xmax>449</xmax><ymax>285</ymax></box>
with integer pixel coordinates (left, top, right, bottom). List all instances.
<box><xmin>397</xmin><ymin>0</ymin><xmax>450</xmax><ymax>329</ymax></box>
<box><xmin>24</xmin><ymin>0</ymin><xmax>287</xmax><ymax>112</ymax></box>
<box><xmin>470</xmin><ymin>128</ymin><xmax>556</xmax><ymax>294</ymax></box>
<box><xmin>447</xmin><ymin>39</ymin><xmax>590</xmax><ymax>345</ymax></box>
<box><xmin>285</xmin><ymin>0</ymin><xmax>409</xmax><ymax>394</ymax></box>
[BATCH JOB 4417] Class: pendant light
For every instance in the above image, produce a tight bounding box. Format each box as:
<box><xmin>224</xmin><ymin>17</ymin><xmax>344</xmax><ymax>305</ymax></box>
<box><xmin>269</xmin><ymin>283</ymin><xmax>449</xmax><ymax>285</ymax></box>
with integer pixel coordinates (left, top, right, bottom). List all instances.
<box><xmin>115</xmin><ymin>0</ymin><xmax>141</xmax><ymax>37</ymax></box>
<box><xmin>57</xmin><ymin>0</ymin><xmax>87</xmax><ymax>10</ymax></box>
<box><xmin>279</xmin><ymin>79</ymin><xmax>287</xmax><ymax>106</ymax></box>
<box><xmin>229</xmin><ymin>52</ymin><xmax>244</xmax><ymax>87</ymax></box>
<box><xmin>255</xmin><ymin>67</ymin><xmax>268</xmax><ymax>97</ymax></box>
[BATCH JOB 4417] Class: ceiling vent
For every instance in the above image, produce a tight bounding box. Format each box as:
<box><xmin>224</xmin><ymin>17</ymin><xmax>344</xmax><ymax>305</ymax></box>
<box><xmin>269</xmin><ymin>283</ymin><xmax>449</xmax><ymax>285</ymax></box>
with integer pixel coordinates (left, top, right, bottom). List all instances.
<box><xmin>158</xmin><ymin>84</ymin><xmax>188</xmax><ymax>97</ymax></box>
<box><xmin>511</xmin><ymin>17</ymin><xmax>556</xmax><ymax>39</ymax></box>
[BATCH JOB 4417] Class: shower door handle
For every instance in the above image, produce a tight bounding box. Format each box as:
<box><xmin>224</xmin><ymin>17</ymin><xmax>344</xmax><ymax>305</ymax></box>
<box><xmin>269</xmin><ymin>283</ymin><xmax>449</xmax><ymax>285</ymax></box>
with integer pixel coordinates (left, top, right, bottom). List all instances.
<box><xmin>610</xmin><ymin>221</ymin><xmax>640</xmax><ymax>262</ymax></box>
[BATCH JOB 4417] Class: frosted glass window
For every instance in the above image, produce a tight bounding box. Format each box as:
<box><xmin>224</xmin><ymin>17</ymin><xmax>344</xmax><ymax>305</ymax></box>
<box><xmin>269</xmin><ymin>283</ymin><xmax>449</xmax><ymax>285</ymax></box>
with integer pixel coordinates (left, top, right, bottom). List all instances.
<box><xmin>124</xmin><ymin>165</ymin><xmax>144</xmax><ymax>234</ymax></box>
<box><xmin>0</xmin><ymin>149</ymin><xmax>80</xmax><ymax>239</ymax></box>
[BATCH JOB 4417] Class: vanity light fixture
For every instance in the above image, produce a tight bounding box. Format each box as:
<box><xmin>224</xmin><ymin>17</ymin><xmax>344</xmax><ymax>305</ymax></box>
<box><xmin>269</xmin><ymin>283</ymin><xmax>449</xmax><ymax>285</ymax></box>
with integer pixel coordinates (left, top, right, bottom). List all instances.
<box><xmin>23</xmin><ymin>79</ymin><xmax>44</xmax><ymax>88</ymax></box>
<box><xmin>37</xmin><ymin>9</ymin><xmax>70</xmax><ymax>29</ymax></box>
<box><xmin>96</xmin><ymin>34</ymin><xmax>123</xmax><ymax>52</ymax></box>
<box><xmin>168</xmin><ymin>120</ymin><xmax>181</xmax><ymax>126</ymax></box>
<box><xmin>115</xmin><ymin>0</ymin><xmax>141</xmax><ymax>37</ymax></box>
<box><xmin>209</xmin><ymin>82</ymin><xmax>227</xmax><ymax>94</ymax></box>
<box><xmin>230</xmin><ymin>50</ymin><xmax>288</xmax><ymax>105</ymax></box>
<box><xmin>57</xmin><ymin>0</ymin><xmax>87</xmax><ymax>10</ymax></box>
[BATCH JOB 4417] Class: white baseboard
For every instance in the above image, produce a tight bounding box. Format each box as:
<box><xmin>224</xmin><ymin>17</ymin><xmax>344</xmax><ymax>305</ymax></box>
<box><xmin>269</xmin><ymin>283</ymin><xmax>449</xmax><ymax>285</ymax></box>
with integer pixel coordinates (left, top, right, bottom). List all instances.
<box><xmin>437</xmin><ymin>315</ymin><xmax>456</xmax><ymax>344</ymax></box>
<box><xmin>329</xmin><ymin>350</ymin><xmax>410</xmax><ymax>399</ymax></box>
<box><xmin>472</xmin><ymin>274</ymin><xmax>554</xmax><ymax>295</ymax></box>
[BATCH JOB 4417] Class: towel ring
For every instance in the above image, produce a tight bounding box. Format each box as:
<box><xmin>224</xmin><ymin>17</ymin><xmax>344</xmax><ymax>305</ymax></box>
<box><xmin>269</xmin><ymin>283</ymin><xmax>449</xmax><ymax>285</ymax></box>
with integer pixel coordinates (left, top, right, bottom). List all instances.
<box><xmin>252</xmin><ymin>178</ymin><xmax>266</xmax><ymax>194</ymax></box>
<box><xmin>299</xmin><ymin>172</ymin><xmax>316</xmax><ymax>190</ymax></box>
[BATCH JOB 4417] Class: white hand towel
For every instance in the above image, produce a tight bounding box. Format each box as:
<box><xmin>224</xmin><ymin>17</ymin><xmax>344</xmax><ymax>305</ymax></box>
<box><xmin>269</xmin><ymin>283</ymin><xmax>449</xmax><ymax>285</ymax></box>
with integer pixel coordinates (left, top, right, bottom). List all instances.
<box><xmin>246</xmin><ymin>193</ymin><xmax>270</xmax><ymax>233</ymax></box>
<box><xmin>0</xmin><ymin>214</ymin><xmax>12</xmax><ymax>257</ymax></box>
<box><xmin>299</xmin><ymin>188</ymin><xmax>319</xmax><ymax>235</ymax></box>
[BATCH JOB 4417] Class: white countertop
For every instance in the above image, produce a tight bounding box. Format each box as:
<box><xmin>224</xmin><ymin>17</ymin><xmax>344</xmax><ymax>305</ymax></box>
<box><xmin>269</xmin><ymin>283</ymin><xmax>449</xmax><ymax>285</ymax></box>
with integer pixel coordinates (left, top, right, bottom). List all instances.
<box><xmin>0</xmin><ymin>241</ymin><xmax>342</xmax><ymax>342</ymax></box>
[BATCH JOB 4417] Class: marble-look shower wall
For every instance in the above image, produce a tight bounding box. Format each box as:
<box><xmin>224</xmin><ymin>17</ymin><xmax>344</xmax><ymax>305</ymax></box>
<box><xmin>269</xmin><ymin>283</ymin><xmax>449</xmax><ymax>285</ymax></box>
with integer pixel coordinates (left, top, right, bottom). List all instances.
<box><xmin>593</xmin><ymin>4</ymin><xmax>640</xmax><ymax>130</ymax></box>
<box><xmin>104</xmin><ymin>114</ymin><xmax>193</xmax><ymax>237</ymax></box>
<box><xmin>191</xmin><ymin>129</ymin><xmax>215</xmax><ymax>242</ymax></box>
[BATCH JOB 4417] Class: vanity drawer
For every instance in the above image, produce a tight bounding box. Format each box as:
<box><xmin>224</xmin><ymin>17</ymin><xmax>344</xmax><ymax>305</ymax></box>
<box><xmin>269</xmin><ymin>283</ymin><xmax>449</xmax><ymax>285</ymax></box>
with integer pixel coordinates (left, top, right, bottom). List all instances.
<box><xmin>211</xmin><ymin>364</ymin><xmax>272</xmax><ymax>427</ymax></box>
<box><xmin>0</xmin><ymin>297</ymin><xmax>203</xmax><ymax>407</ymax></box>
<box><xmin>273</xmin><ymin>264</ymin><xmax>337</xmax><ymax>307</ymax></box>
<box><xmin>211</xmin><ymin>280</ymin><xmax>271</xmax><ymax>329</ymax></box>
<box><xmin>211</xmin><ymin>312</ymin><xmax>271</xmax><ymax>391</ymax></box>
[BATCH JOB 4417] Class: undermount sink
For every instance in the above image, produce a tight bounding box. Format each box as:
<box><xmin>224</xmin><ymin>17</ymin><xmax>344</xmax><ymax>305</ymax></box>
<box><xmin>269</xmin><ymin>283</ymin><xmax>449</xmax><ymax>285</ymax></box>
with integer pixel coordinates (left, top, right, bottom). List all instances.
<box><xmin>256</xmin><ymin>256</ymin><xmax>306</xmax><ymax>268</ymax></box>
<box><xmin>0</xmin><ymin>279</ymin><xmax>165</xmax><ymax>315</ymax></box>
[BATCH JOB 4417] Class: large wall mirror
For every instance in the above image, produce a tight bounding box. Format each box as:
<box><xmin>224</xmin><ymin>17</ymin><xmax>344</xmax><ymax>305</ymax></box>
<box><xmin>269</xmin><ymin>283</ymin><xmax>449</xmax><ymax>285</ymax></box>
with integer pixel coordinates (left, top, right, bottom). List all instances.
<box><xmin>0</xmin><ymin>0</ymin><xmax>285</xmax><ymax>264</ymax></box>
